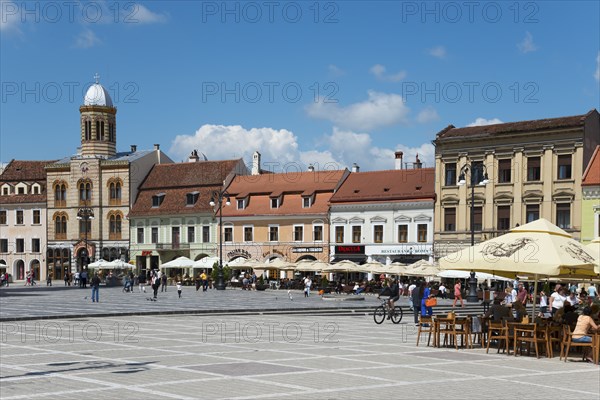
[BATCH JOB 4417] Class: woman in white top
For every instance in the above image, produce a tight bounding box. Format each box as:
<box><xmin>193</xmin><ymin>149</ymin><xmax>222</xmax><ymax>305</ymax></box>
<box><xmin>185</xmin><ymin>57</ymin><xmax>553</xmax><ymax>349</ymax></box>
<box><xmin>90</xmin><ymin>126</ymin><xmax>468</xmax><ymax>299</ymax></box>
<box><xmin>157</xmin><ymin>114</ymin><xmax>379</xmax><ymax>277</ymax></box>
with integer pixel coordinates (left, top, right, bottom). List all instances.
<box><xmin>549</xmin><ymin>288</ymin><xmax>567</xmax><ymax>315</ymax></box>
<box><xmin>539</xmin><ymin>291</ymin><xmax>548</xmax><ymax>314</ymax></box>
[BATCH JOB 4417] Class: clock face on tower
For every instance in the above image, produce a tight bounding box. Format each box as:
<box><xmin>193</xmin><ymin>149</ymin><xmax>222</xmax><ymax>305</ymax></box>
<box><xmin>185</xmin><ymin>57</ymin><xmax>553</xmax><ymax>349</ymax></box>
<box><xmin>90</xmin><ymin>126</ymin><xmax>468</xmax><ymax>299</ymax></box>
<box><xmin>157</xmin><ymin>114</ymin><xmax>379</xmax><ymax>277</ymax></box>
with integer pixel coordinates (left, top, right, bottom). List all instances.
<box><xmin>80</xmin><ymin>162</ymin><xmax>89</xmax><ymax>174</ymax></box>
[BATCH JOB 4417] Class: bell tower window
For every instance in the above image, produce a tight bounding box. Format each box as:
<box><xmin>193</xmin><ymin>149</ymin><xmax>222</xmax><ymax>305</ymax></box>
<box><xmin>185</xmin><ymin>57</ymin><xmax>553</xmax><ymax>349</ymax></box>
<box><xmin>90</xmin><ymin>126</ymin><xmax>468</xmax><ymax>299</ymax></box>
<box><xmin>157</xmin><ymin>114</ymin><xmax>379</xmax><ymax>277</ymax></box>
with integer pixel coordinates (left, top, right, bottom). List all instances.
<box><xmin>85</xmin><ymin>120</ymin><xmax>92</xmax><ymax>140</ymax></box>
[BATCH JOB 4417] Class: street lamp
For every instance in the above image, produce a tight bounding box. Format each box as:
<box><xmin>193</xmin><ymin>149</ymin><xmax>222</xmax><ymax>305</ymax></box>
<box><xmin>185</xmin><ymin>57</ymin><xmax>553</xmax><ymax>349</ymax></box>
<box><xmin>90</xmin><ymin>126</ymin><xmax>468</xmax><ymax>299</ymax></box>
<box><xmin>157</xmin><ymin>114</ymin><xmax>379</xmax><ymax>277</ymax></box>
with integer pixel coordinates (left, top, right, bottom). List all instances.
<box><xmin>76</xmin><ymin>206</ymin><xmax>94</xmax><ymax>271</ymax></box>
<box><xmin>457</xmin><ymin>162</ymin><xmax>488</xmax><ymax>303</ymax></box>
<box><xmin>210</xmin><ymin>190</ymin><xmax>230</xmax><ymax>290</ymax></box>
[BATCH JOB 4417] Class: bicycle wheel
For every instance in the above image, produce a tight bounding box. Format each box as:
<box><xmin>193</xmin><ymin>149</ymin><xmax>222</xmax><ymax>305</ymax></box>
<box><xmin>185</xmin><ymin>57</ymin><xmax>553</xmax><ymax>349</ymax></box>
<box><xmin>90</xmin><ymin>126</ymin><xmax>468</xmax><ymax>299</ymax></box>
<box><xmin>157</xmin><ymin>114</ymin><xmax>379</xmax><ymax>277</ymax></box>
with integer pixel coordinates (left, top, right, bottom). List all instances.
<box><xmin>391</xmin><ymin>306</ymin><xmax>403</xmax><ymax>324</ymax></box>
<box><xmin>373</xmin><ymin>306</ymin><xmax>386</xmax><ymax>324</ymax></box>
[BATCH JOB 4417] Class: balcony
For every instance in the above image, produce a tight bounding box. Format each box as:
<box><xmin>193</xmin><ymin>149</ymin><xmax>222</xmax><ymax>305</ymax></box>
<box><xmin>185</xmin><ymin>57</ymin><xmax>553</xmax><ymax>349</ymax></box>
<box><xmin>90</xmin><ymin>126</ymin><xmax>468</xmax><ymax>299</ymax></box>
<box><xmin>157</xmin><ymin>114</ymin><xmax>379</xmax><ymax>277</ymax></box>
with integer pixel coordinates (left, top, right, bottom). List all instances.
<box><xmin>156</xmin><ymin>243</ymin><xmax>190</xmax><ymax>250</ymax></box>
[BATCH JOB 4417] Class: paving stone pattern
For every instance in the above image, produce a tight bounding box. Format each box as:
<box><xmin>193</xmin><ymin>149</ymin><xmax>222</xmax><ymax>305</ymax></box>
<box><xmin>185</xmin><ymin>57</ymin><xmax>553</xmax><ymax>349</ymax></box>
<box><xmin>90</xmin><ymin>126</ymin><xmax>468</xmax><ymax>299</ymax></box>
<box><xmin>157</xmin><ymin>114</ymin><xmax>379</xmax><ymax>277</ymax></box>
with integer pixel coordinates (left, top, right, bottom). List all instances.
<box><xmin>1</xmin><ymin>313</ymin><xmax>599</xmax><ymax>400</ymax></box>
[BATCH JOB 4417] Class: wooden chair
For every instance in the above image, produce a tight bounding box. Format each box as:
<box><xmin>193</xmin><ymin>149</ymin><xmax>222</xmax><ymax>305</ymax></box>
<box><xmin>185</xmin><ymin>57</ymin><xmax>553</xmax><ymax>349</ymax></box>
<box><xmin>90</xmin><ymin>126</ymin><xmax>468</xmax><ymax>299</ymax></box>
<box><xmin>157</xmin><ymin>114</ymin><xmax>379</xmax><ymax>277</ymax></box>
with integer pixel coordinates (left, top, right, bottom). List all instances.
<box><xmin>454</xmin><ymin>316</ymin><xmax>473</xmax><ymax>349</ymax></box>
<box><xmin>486</xmin><ymin>320</ymin><xmax>510</xmax><ymax>354</ymax></box>
<box><xmin>416</xmin><ymin>315</ymin><xmax>434</xmax><ymax>347</ymax></box>
<box><xmin>513</xmin><ymin>323</ymin><xmax>550</xmax><ymax>358</ymax></box>
<box><xmin>560</xmin><ymin>325</ymin><xmax>598</xmax><ymax>364</ymax></box>
<box><xmin>437</xmin><ymin>316</ymin><xmax>459</xmax><ymax>350</ymax></box>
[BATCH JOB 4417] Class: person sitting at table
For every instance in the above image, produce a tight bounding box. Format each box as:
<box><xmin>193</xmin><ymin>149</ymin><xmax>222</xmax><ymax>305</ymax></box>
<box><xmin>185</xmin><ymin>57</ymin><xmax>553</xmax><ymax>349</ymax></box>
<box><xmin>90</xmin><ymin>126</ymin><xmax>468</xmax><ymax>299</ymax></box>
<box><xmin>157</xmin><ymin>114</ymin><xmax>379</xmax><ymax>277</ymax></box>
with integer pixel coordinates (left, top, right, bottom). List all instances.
<box><xmin>484</xmin><ymin>298</ymin><xmax>512</xmax><ymax>322</ymax></box>
<box><xmin>566</xmin><ymin>291</ymin><xmax>580</xmax><ymax>309</ymax></box>
<box><xmin>571</xmin><ymin>306</ymin><xmax>599</xmax><ymax>363</ymax></box>
<box><xmin>509</xmin><ymin>300</ymin><xmax>527</xmax><ymax>323</ymax></box>
<box><xmin>562</xmin><ymin>303</ymin><xmax>580</xmax><ymax>328</ymax></box>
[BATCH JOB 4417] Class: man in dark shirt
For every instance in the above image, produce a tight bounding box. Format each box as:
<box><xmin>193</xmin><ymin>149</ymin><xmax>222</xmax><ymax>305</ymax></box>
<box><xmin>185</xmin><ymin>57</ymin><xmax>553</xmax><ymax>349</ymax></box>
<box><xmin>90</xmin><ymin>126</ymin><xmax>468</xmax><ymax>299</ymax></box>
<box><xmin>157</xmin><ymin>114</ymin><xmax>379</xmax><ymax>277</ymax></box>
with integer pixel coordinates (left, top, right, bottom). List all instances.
<box><xmin>484</xmin><ymin>298</ymin><xmax>511</xmax><ymax>322</ymax></box>
<box><xmin>90</xmin><ymin>272</ymin><xmax>101</xmax><ymax>303</ymax></box>
<box><xmin>379</xmin><ymin>279</ymin><xmax>400</xmax><ymax>319</ymax></box>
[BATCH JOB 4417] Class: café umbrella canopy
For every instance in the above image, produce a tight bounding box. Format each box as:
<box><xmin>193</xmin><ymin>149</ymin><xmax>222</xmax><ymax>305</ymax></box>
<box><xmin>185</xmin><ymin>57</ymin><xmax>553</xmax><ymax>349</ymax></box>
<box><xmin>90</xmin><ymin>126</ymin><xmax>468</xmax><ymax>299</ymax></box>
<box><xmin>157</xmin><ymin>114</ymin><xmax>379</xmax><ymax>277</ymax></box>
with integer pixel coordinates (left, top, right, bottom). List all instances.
<box><xmin>193</xmin><ymin>256</ymin><xmax>220</xmax><ymax>269</ymax></box>
<box><xmin>161</xmin><ymin>256</ymin><xmax>195</xmax><ymax>269</ymax></box>
<box><xmin>295</xmin><ymin>260</ymin><xmax>329</xmax><ymax>273</ymax></box>
<box><xmin>87</xmin><ymin>259</ymin><xmax>111</xmax><ymax>268</ymax></box>
<box><xmin>106</xmin><ymin>259</ymin><xmax>136</xmax><ymax>269</ymax></box>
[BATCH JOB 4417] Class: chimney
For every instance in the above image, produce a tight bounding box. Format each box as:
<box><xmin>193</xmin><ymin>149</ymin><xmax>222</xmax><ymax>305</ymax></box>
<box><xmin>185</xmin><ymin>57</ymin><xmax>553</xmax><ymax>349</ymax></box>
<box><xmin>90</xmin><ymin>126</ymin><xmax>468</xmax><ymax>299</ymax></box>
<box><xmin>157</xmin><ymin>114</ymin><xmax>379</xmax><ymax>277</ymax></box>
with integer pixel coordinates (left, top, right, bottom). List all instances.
<box><xmin>414</xmin><ymin>153</ymin><xmax>422</xmax><ymax>169</ymax></box>
<box><xmin>188</xmin><ymin>150</ymin><xmax>200</xmax><ymax>163</ymax></box>
<box><xmin>351</xmin><ymin>163</ymin><xmax>360</xmax><ymax>173</ymax></box>
<box><xmin>154</xmin><ymin>144</ymin><xmax>160</xmax><ymax>151</ymax></box>
<box><xmin>154</xmin><ymin>144</ymin><xmax>161</xmax><ymax>164</ymax></box>
<box><xmin>130</xmin><ymin>145</ymin><xmax>137</xmax><ymax>153</ymax></box>
<box><xmin>252</xmin><ymin>151</ymin><xmax>261</xmax><ymax>175</ymax></box>
<box><xmin>395</xmin><ymin>151</ymin><xmax>403</xmax><ymax>170</ymax></box>
<box><xmin>308</xmin><ymin>164</ymin><xmax>315</xmax><ymax>172</ymax></box>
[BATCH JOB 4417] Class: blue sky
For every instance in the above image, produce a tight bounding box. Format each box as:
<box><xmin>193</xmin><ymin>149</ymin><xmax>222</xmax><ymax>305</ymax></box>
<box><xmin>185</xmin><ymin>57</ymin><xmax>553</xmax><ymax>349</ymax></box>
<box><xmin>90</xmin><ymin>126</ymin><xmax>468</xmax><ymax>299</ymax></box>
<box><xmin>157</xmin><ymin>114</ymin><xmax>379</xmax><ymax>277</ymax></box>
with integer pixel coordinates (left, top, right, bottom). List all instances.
<box><xmin>1</xmin><ymin>1</ymin><xmax>599</xmax><ymax>171</ymax></box>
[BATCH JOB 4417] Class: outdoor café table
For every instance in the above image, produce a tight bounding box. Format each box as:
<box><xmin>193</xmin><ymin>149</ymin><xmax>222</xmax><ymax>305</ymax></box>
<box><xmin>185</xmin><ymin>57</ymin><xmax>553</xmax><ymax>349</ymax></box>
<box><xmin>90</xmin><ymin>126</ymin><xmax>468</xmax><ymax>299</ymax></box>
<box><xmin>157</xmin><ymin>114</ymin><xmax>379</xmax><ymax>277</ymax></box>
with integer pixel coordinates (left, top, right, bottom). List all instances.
<box><xmin>434</xmin><ymin>315</ymin><xmax>460</xmax><ymax>349</ymax></box>
<box><xmin>509</xmin><ymin>322</ymin><xmax>550</xmax><ymax>358</ymax></box>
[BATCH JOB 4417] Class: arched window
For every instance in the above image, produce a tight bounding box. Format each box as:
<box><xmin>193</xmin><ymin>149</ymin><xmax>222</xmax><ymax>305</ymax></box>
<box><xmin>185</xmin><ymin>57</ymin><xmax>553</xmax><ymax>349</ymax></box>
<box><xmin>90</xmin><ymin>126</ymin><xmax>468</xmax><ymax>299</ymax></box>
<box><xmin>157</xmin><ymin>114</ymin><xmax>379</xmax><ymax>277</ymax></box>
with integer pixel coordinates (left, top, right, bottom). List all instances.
<box><xmin>53</xmin><ymin>181</ymin><xmax>67</xmax><ymax>207</ymax></box>
<box><xmin>108</xmin><ymin>211</ymin><xmax>123</xmax><ymax>240</ymax></box>
<box><xmin>84</xmin><ymin>120</ymin><xmax>92</xmax><ymax>140</ymax></box>
<box><xmin>108</xmin><ymin>179</ymin><xmax>122</xmax><ymax>205</ymax></box>
<box><xmin>54</xmin><ymin>212</ymin><xmax>68</xmax><ymax>240</ymax></box>
<box><xmin>78</xmin><ymin>180</ymin><xmax>92</xmax><ymax>204</ymax></box>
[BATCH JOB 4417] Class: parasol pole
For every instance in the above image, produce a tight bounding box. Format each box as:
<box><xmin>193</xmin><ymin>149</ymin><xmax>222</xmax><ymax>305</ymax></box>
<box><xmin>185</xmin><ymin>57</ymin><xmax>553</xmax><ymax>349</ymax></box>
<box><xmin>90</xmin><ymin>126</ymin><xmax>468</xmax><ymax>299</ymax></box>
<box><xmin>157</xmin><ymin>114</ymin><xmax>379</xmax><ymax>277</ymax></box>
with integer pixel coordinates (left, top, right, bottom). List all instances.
<box><xmin>532</xmin><ymin>274</ymin><xmax>538</xmax><ymax>320</ymax></box>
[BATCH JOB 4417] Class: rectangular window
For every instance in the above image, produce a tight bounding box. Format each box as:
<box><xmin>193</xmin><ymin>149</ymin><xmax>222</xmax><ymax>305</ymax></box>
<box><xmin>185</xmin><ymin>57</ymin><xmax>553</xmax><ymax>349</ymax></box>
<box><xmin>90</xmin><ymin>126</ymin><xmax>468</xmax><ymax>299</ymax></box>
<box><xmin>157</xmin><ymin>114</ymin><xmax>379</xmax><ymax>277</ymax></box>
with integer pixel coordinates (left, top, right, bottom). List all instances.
<box><xmin>152</xmin><ymin>195</ymin><xmax>164</xmax><ymax>207</ymax></box>
<box><xmin>16</xmin><ymin>238</ymin><xmax>24</xmax><ymax>253</ymax></box>
<box><xmin>335</xmin><ymin>226</ymin><xmax>344</xmax><ymax>243</ymax></box>
<box><xmin>352</xmin><ymin>226</ymin><xmax>361</xmax><ymax>243</ymax></box>
<box><xmin>17</xmin><ymin>186</ymin><xmax>25</xmax><ymax>194</ymax></box>
<box><xmin>498</xmin><ymin>159</ymin><xmax>511</xmax><ymax>183</ymax></box>
<box><xmin>526</xmin><ymin>204</ymin><xmax>539</xmax><ymax>223</ymax></box>
<box><xmin>373</xmin><ymin>225</ymin><xmax>383</xmax><ymax>243</ymax></box>
<box><xmin>294</xmin><ymin>225</ymin><xmax>303</xmax><ymax>242</ymax></box>
<box><xmin>313</xmin><ymin>225</ymin><xmax>323</xmax><ymax>241</ymax></box>
<box><xmin>473</xmin><ymin>207</ymin><xmax>483</xmax><ymax>231</ymax></box>
<box><xmin>497</xmin><ymin>206</ymin><xmax>511</xmax><ymax>231</ymax></box>
<box><xmin>445</xmin><ymin>163</ymin><xmax>457</xmax><ymax>186</ymax></box>
<box><xmin>237</xmin><ymin>199</ymin><xmax>245</xmax><ymax>210</ymax></box>
<box><xmin>0</xmin><ymin>239</ymin><xmax>7</xmax><ymax>253</ymax></box>
<box><xmin>186</xmin><ymin>193</ymin><xmax>198</xmax><ymax>206</ymax></box>
<box><xmin>270</xmin><ymin>198</ymin><xmax>279</xmax><ymax>209</ymax></box>
<box><xmin>244</xmin><ymin>226</ymin><xmax>253</xmax><ymax>242</ymax></box>
<box><xmin>556</xmin><ymin>203</ymin><xmax>571</xmax><ymax>229</ymax></box>
<box><xmin>224</xmin><ymin>227</ymin><xmax>233</xmax><ymax>242</ymax></box>
<box><xmin>557</xmin><ymin>155</ymin><xmax>572</xmax><ymax>180</ymax></box>
<box><xmin>32</xmin><ymin>238</ymin><xmax>40</xmax><ymax>253</ymax></box>
<box><xmin>472</xmin><ymin>161</ymin><xmax>484</xmax><ymax>185</ymax></box>
<box><xmin>33</xmin><ymin>210</ymin><xmax>41</xmax><ymax>224</ymax></box>
<box><xmin>172</xmin><ymin>227</ymin><xmax>180</xmax><ymax>247</ymax></box>
<box><xmin>187</xmin><ymin>226</ymin><xmax>195</xmax><ymax>243</ymax></box>
<box><xmin>527</xmin><ymin>156</ymin><xmax>541</xmax><ymax>181</ymax></box>
<box><xmin>79</xmin><ymin>220</ymin><xmax>91</xmax><ymax>237</ymax></box>
<box><xmin>397</xmin><ymin>225</ymin><xmax>408</xmax><ymax>243</ymax></box>
<box><xmin>417</xmin><ymin>224</ymin><xmax>428</xmax><ymax>243</ymax></box>
<box><xmin>0</xmin><ymin>210</ymin><xmax>6</xmax><ymax>225</ymax></box>
<box><xmin>202</xmin><ymin>226</ymin><xmax>210</xmax><ymax>243</ymax></box>
<box><xmin>16</xmin><ymin>210</ymin><xmax>23</xmax><ymax>225</ymax></box>
<box><xmin>137</xmin><ymin>227</ymin><xmax>144</xmax><ymax>244</ymax></box>
<box><xmin>303</xmin><ymin>197</ymin><xmax>311</xmax><ymax>208</ymax></box>
<box><xmin>151</xmin><ymin>227</ymin><xmax>159</xmax><ymax>244</ymax></box>
<box><xmin>269</xmin><ymin>226</ymin><xmax>279</xmax><ymax>242</ymax></box>
<box><xmin>444</xmin><ymin>208</ymin><xmax>456</xmax><ymax>232</ymax></box>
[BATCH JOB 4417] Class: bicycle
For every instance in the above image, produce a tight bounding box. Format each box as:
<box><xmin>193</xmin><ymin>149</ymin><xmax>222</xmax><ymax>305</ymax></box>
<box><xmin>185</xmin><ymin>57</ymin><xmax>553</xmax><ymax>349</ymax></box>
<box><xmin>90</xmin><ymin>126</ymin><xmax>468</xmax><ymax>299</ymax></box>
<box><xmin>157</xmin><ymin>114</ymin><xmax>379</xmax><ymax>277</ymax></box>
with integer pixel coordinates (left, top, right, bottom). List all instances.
<box><xmin>373</xmin><ymin>296</ymin><xmax>403</xmax><ymax>324</ymax></box>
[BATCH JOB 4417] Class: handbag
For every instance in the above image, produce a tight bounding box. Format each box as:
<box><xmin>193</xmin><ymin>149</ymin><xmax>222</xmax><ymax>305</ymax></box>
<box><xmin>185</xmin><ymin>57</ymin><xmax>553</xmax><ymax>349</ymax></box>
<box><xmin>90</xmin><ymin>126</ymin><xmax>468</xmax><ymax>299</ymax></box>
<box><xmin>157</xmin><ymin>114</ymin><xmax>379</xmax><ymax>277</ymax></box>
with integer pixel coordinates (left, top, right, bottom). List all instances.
<box><xmin>425</xmin><ymin>298</ymin><xmax>437</xmax><ymax>307</ymax></box>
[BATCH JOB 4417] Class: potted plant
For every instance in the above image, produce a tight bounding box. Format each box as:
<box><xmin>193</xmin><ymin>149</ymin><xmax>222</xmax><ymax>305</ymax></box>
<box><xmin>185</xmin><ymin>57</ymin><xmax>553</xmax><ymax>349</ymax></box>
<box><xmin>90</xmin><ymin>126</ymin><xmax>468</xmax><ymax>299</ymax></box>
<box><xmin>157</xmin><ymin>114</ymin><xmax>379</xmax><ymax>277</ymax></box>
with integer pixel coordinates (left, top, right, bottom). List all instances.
<box><xmin>255</xmin><ymin>274</ymin><xmax>268</xmax><ymax>291</ymax></box>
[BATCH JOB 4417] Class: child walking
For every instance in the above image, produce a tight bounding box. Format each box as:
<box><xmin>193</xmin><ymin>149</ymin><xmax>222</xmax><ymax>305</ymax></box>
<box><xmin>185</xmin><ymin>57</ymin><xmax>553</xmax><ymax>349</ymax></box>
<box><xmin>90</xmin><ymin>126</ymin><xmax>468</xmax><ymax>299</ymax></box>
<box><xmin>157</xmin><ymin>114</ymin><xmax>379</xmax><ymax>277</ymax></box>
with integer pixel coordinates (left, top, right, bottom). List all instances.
<box><xmin>177</xmin><ymin>281</ymin><xmax>182</xmax><ymax>298</ymax></box>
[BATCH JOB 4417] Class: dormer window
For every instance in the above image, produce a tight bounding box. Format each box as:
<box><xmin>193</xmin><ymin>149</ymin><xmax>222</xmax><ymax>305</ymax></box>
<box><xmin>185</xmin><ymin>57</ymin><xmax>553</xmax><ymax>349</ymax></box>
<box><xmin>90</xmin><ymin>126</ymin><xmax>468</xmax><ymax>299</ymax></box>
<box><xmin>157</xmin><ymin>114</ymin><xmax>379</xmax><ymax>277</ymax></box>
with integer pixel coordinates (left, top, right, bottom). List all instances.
<box><xmin>186</xmin><ymin>192</ymin><xmax>199</xmax><ymax>206</ymax></box>
<box><xmin>302</xmin><ymin>197</ymin><xmax>311</xmax><ymax>208</ymax></box>
<box><xmin>32</xmin><ymin>184</ymin><xmax>40</xmax><ymax>194</ymax></box>
<box><xmin>2</xmin><ymin>186</ymin><xmax>9</xmax><ymax>195</ymax></box>
<box><xmin>17</xmin><ymin>186</ymin><xmax>25</xmax><ymax>195</ymax></box>
<box><xmin>152</xmin><ymin>193</ymin><xmax>165</xmax><ymax>208</ymax></box>
<box><xmin>237</xmin><ymin>199</ymin><xmax>245</xmax><ymax>210</ymax></box>
<box><xmin>271</xmin><ymin>197</ymin><xmax>279</xmax><ymax>209</ymax></box>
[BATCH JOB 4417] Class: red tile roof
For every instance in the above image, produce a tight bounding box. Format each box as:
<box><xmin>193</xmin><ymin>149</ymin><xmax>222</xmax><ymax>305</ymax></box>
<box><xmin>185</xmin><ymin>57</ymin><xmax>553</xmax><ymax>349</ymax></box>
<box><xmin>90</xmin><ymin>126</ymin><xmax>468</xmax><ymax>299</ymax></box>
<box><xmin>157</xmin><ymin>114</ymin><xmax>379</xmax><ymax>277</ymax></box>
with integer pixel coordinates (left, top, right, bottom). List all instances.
<box><xmin>330</xmin><ymin>168</ymin><xmax>435</xmax><ymax>204</ymax></box>
<box><xmin>582</xmin><ymin>145</ymin><xmax>600</xmax><ymax>186</ymax></box>
<box><xmin>0</xmin><ymin>160</ymin><xmax>55</xmax><ymax>204</ymax></box>
<box><xmin>435</xmin><ymin>110</ymin><xmax>595</xmax><ymax>140</ymax></box>
<box><xmin>129</xmin><ymin>160</ymin><xmax>243</xmax><ymax>216</ymax></box>
<box><xmin>222</xmin><ymin>170</ymin><xmax>347</xmax><ymax>217</ymax></box>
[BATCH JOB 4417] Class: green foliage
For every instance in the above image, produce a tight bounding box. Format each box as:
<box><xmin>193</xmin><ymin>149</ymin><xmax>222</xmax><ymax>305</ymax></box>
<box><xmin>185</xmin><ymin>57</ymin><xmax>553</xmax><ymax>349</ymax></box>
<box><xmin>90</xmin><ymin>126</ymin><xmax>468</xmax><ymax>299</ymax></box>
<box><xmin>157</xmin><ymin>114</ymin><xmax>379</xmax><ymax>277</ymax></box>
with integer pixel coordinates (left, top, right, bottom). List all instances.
<box><xmin>210</xmin><ymin>262</ymin><xmax>231</xmax><ymax>282</ymax></box>
<box><xmin>542</xmin><ymin>281</ymin><xmax>550</xmax><ymax>294</ymax></box>
<box><xmin>321</xmin><ymin>275</ymin><xmax>329</xmax><ymax>287</ymax></box>
<box><xmin>258</xmin><ymin>275</ymin><xmax>264</xmax><ymax>285</ymax></box>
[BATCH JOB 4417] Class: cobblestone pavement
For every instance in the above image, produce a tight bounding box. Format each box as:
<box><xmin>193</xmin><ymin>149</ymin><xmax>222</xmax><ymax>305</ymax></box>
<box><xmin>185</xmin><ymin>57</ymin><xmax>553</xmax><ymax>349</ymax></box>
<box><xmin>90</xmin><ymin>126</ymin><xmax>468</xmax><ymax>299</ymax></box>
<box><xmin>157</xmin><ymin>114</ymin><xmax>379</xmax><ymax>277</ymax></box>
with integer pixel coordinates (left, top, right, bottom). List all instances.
<box><xmin>0</xmin><ymin>285</ymin><xmax>425</xmax><ymax>320</ymax></box>
<box><xmin>1</xmin><ymin>313</ymin><xmax>598</xmax><ymax>400</ymax></box>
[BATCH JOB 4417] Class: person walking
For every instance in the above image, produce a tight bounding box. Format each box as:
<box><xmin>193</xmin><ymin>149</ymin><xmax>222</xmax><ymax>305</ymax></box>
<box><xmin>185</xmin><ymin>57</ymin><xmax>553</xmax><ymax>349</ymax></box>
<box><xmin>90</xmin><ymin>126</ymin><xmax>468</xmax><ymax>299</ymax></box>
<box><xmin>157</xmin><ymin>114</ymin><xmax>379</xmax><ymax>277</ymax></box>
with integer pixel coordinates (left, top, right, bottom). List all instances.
<box><xmin>587</xmin><ymin>283</ymin><xmax>597</xmax><ymax>300</ymax></box>
<box><xmin>90</xmin><ymin>272</ymin><xmax>101</xmax><ymax>302</ymax></box>
<box><xmin>151</xmin><ymin>270</ymin><xmax>160</xmax><ymax>300</ymax></box>
<box><xmin>411</xmin><ymin>281</ymin><xmax>421</xmax><ymax>325</ymax></box>
<box><xmin>161</xmin><ymin>272</ymin><xmax>167</xmax><ymax>292</ymax></box>
<box><xmin>4</xmin><ymin>272</ymin><xmax>9</xmax><ymax>287</ymax></box>
<box><xmin>138</xmin><ymin>271</ymin><xmax>146</xmax><ymax>293</ymax></box>
<box><xmin>46</xmin><ymin>271</ymin><xmax>53</xmax><ymax>286</ymax></box>
<box><xmin>421</xmin><ymin>282</ymin><xmax>433</xmax><ymax>317</ymax></box>
<box><xmin>304</xmin><ymin>276</ymin><xmax>312</xmax><ymax>297</ymax></box>
<box><xmin>201</xmin><ymin>270</ymin><xmax>208</xmax><ymax>292</ymax></box>
<box><xmin>177</xmin><ymin>281</ymin><xmax>182</xmax><ymax>298</ymax></box>
<box><xmin>452</xmin><ymin>280</ymin><xmax>464</xmax><ymax>308</ymax></box>
<box><xmin>80</xmin><ymin>270</ymin><xmax>88</xmax><ymax>288</ymax></box>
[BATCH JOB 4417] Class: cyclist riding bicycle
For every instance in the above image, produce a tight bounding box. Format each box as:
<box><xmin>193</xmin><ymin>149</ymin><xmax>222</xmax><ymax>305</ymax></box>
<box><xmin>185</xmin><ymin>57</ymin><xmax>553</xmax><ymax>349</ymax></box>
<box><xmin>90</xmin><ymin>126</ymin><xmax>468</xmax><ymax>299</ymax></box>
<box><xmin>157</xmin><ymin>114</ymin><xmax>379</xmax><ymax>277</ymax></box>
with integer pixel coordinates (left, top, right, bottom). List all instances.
<box><xmin>379</xmin><ymin>278</ymin><xmax>400</xmax><ymax>318</ymax></box>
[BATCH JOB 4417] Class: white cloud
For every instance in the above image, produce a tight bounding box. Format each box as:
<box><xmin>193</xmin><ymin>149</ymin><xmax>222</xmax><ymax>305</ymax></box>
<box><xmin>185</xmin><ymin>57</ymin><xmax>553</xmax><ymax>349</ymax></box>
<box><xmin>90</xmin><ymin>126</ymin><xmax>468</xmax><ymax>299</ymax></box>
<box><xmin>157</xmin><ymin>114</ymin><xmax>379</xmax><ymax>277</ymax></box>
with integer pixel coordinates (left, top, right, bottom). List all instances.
<box><xmin>595</xmin><ymin>52</ymin><xmax>600</xmax><ymax>82</ymax></box>
<box><xmin>168</xmin><ymin>124</ymin><xmax>433</xmax><ymax>172</ymax></box>
<box><xmin>517</xmin><ymin>31</ymin><xmax>538</xmax><ymax>54</ymax></box>
<box><xmin>369</xmin><ymin>64</ymin><xmax>407</xmax><ymax>82</ymax></box>
<box><xmin>0</xmin><ymin>0</ymin><xmax>22</xmax><ymax>34</ymax></box>
<box><xmin>467</xmin><ymin>118</ymin><xmax>503</xmax><ymax>127</ymax></box>
<box><xmin>74</xmin><ymin>29</ymin><xmax>101</xmax><ymax>48</ymax></box>
<box><xmin>305</xmin><ymin>90</ymin><xmax>410</xmax><ymax>131</ymax></box>
<box><xmin>394</xmin><ymin>143</ymin><xmax>436</xmax><ymax>169</ymax></box>
<box><xmin>328</xmin><ymin>64</ymin><xmax>345</xmax><ymax>77</ymax></box>
<box><xmin>428</xmin><ymin>46</ymin><xmax>446</xmax><ymax>59</ymax></box>
<box><xmin>416</xmin><ymin>107</ymin><xmax>440</xmax><ymax>123</ymax></box>
<box><xmin>129</xmin><ymin>4</ymin><xmax>168</xmax><ymax>24</ymax></box>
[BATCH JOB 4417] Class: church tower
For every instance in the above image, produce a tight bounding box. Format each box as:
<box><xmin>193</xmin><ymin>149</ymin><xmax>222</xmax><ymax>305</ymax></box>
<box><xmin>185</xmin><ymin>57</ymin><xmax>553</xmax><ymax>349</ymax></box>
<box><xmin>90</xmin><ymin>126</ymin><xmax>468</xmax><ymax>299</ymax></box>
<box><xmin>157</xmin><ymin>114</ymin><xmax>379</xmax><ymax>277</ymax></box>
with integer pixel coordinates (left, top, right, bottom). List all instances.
<box><xmin>80</xmin><ymin>74</ymin><xmax>117</xmax><ymax>157</ymax></box>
